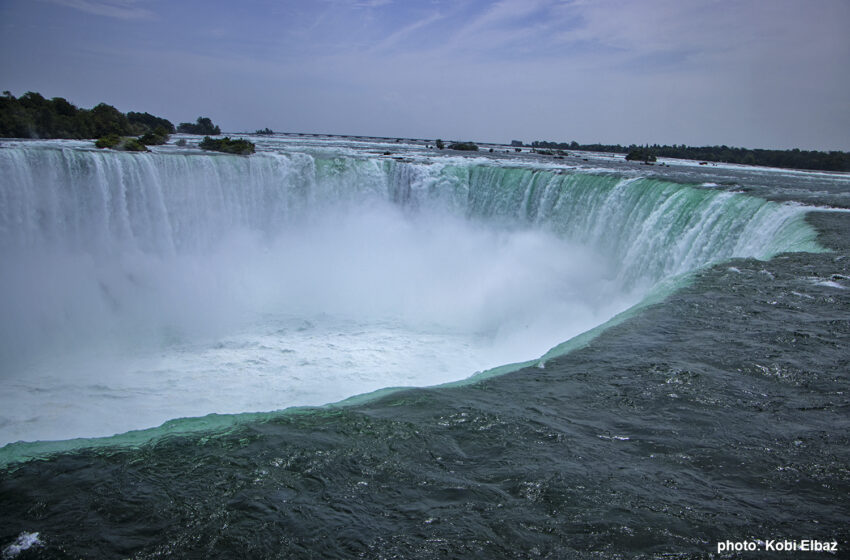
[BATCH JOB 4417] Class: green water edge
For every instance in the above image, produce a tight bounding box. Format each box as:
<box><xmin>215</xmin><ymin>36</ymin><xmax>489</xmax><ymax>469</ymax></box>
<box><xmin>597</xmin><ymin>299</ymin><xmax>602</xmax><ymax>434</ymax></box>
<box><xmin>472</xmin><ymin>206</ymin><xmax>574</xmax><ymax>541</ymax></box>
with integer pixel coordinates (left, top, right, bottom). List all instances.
<box><xmin>0</xmin><ymin>234</ymin><xmax>826</xmax><ymax>471</ymax></box>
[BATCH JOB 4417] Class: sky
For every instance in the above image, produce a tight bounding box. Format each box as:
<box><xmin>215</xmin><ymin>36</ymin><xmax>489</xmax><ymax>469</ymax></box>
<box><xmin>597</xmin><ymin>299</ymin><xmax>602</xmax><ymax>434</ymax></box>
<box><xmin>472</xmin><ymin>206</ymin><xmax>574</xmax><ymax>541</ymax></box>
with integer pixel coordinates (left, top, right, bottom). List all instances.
<box><xmin>1</xmin><ymin>0</ymin><xmax>848</xmax><ymax>150</ymax></box>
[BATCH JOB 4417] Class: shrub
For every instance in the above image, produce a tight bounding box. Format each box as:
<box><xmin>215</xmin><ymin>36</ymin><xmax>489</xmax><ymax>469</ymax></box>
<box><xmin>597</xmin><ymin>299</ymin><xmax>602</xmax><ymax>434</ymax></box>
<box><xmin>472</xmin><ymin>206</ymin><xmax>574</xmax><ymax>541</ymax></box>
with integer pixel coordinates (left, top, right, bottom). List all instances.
<box><xmin>199</xmin><ymin>136</ymin><xmax>255</xmax><ymax>155</ymax></box>
<box><xmin>139</xmin><ymin>125</ymin><xmax>170</xmax><ymax>145</ymax></box>
<box><xmin>625</xmin><ymin>148</ymin><xmax>657</xmax><ymax>163</ymax></box>
<box><xmin>95</xmin><ymin>134</ymin><xmax>121</xmax><ymax>149</ymax></box>
<box><xmin>94</xmin><ymin>134</ymin><xmax>149</xmax><ymax>151</ymax></box>
<box><xmin>122</xmin><ymin>137</ymin><xmax>149</xmax><ymax>152</ymax></box>
<box><xmin>448</xmin><ymin>142</ymin><xmax>478</xmax><ymax>151</ymax></box>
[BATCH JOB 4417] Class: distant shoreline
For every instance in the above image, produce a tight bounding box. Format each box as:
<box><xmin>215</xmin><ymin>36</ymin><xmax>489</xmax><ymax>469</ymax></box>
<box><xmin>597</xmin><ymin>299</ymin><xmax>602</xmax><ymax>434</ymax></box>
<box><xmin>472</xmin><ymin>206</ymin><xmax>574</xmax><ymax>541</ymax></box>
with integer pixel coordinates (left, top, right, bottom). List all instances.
<box><xmin>2</xmin><ymin>91</ymin><xmax>846</xmax><ymax>173</ymax></box>
<box><xmin>231</xmin><ymin>130</ymin><xmax>849</xmax><ymax>173</ymax></box>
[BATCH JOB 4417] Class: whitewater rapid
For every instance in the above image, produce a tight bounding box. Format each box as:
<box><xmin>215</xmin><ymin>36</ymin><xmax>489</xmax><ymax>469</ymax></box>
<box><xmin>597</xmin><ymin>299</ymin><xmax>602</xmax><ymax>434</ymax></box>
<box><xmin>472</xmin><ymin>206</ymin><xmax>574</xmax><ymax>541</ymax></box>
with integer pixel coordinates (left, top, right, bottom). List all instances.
<box><xmin>0</xmin><ymin>137</ymin><xmax>823</xmax><ymax>445</ymax></box>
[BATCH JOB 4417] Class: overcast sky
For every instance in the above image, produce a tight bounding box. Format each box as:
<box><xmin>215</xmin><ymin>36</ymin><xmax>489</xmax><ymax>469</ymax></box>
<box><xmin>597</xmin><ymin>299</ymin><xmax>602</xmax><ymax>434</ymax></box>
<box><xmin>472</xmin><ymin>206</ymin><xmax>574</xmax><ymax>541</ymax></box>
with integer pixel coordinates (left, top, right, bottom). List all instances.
<box><xmin>1</xmin><ymin>0</ymin><xmax>848</xmax><ymax>150</ymax></box>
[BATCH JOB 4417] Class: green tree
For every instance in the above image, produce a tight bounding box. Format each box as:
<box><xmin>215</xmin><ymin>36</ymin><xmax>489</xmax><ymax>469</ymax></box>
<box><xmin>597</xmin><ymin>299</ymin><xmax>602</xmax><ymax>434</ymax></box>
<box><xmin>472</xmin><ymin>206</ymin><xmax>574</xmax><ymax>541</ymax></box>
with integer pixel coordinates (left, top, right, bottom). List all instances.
<box><xmin>178</xmin><ymin>117</ymin><xmax>221</xmax><ymax>135</ymax></box>
<box><xmin>89</xmin><ymin>103</ymin><xmax>131</xmax><ymax>137</ymax></box>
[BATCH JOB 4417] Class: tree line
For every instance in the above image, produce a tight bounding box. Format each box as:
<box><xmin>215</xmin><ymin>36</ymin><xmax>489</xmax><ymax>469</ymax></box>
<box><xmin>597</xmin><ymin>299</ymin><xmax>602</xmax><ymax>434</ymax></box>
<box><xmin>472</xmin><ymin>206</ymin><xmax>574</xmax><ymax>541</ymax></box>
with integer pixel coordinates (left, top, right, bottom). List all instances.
<box><xmin>0</xmin><ymin>91</ymin><xmax>257</xmax><ymax>155</ymax></box>
<box><xmin>0</xmin><ymin>91</ymin><xmax>175</xmax><ymax>139</ymax></box>
<box><xmin>0</xmin><ymin>91</ymin><xmax>228</xmax><ymax>140</ymax></box>
<box><xmin>525</xmin><ymin>140</ymin><xmax>849</xmax><ymax>172</ymax></box>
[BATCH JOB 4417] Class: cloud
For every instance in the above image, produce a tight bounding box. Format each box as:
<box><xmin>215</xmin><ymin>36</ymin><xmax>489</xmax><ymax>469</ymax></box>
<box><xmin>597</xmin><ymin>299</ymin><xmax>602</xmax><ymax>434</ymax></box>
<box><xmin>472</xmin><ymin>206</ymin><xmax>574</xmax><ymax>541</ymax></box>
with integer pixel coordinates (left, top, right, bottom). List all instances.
<box><xmin>355</xmin><ymin>0</ymin><xmax>394</xmax><ymax>7</ymax></box>
<box><xmin>445</xmin><ymin>0</ymin><xmax>550</xmax><ymax>51</ymax></box>
<box><xmin>370</xmin><ymin>11</ymin><xmax>445</xmax><ymax>53</ymax></box>
<box><xmin>42</xmin><ymin>0</ymin><xmax>155</xmax><ymax>20</ymax></box>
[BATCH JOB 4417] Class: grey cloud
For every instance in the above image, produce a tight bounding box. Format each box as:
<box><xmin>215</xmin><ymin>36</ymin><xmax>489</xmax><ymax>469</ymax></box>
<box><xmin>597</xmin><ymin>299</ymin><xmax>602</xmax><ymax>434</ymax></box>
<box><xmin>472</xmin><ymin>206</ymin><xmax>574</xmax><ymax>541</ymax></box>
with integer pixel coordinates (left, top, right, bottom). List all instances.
<box><xmin>42</xmin><ymin>0</ymin><xmax>155</xmax><ymax>20</ymax></box>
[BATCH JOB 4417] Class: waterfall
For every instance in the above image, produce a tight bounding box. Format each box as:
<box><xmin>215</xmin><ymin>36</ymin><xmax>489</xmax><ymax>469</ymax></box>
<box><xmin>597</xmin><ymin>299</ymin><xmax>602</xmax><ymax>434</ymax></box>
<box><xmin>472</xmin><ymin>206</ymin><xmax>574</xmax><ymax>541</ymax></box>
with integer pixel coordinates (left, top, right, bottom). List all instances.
<box><xmin>0</xmin><ymin>142</ymin><xmax>823</xmax><ymax>446</ymax></box>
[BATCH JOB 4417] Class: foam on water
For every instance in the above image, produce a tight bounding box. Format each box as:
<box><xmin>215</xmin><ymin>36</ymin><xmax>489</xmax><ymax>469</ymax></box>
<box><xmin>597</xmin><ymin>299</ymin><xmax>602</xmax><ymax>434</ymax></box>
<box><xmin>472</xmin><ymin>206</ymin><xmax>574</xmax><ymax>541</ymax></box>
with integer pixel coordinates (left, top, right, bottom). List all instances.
<box><xmin>1</xmin><ymin>532</ymin><xmax>41</xmax><ymax>559</ymax></box>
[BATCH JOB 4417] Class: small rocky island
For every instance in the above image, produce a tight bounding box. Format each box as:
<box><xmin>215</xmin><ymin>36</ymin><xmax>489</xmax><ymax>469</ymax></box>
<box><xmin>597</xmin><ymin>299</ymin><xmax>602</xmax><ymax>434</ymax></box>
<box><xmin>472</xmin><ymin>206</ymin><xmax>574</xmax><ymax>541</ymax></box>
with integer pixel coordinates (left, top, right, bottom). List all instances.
<box><xmin>199</xmin><ymin>136</ymin><xmax>256</xmax><ymax>155</ymax></box>
<box><xmin>625</xmin><ymin>147</ymin><xmax>657</xmax><ymax>163</ymax></box>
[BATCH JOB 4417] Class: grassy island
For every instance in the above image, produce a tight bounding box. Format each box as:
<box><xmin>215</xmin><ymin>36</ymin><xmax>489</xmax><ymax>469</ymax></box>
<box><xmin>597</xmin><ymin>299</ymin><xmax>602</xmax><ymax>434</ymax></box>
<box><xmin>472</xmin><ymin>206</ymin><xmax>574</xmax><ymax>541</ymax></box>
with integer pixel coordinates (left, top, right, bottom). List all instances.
<box><xmin>625</xmin><ymin>148</ymin><xmax>657</xmax><ymax>163</ymax></box>
<box><xmin>448</xmin><ymin>141</ymin><xmax>479</xmax><ymax>151</ymax></box>
<box><xmin>199</xmin><ymin>136</ymin><xmax>255</xmax><ymax>155</ymax></box>
<box><xmin>138</xmin><ymin>126</ymin><xmax>171</xmax><ymax>146</ymax></box>
<box><xmin>94</xmin><ymin>134</ymin><xmax>148</xmax><ymax>151</ymax></box>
